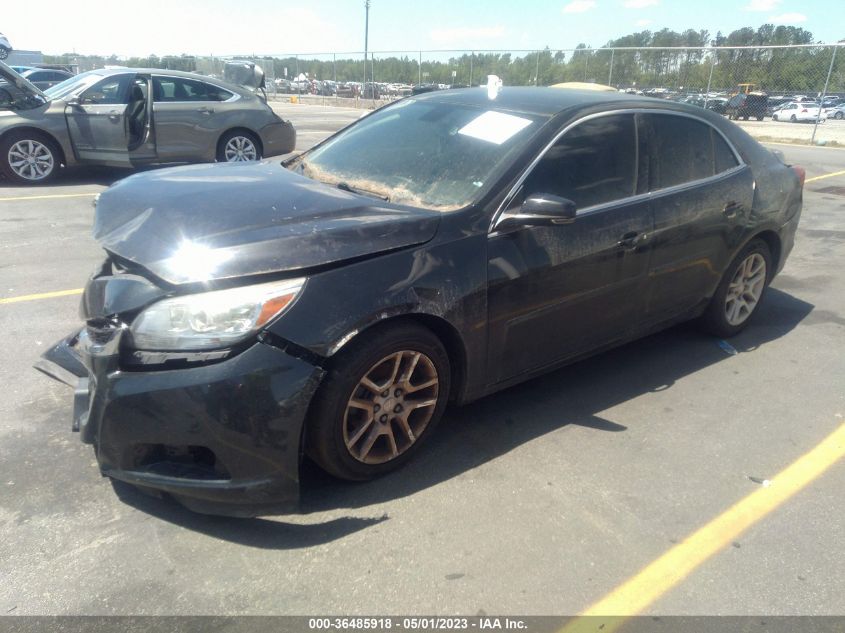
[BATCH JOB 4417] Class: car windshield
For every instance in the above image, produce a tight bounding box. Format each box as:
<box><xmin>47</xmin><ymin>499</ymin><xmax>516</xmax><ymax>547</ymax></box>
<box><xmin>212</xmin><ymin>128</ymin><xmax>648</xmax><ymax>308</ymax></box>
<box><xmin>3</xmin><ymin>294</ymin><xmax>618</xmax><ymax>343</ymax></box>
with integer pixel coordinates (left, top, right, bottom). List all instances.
<box><xmin>45</xmin><ymin>71</ymin><xmax>104</xmax><ymax>100</ymax></box>
<box><xmin>296</xmin><ymin>98</ymin><xmax>546</xmax><ymax>211</ymax></box>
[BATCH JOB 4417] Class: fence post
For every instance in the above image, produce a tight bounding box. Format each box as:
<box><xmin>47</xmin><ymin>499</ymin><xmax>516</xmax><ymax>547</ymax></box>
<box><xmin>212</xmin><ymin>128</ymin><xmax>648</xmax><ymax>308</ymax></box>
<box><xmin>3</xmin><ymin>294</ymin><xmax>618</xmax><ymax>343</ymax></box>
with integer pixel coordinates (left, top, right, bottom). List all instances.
<box><xmin>812</xmin><ymin>45</ymin><xmax>838</xmax><ymax>145</ymax></box>
<box><xmin>608</xmin><ymin>48</ymin><xmax>614</xmax><ymax>86</ymax></box>
<box><xmin>333</xmin><ymin>53</ymin><xmax>337</xmax><ymax>104</ymax></box>
<box><xmin>704</xmin><ymin>53</ymin><xmax>715</xmax><ymax>109</ymax></box>
<box><xmin>535</xmin><ymin>50</ymin><xmax>540</xmax><ymax>86</ymax></box>
<box><xmin>418</xmin><ymin>50</ymin><xmax>422</xmax><ymax>86</ymax></box>
<box><xmin>584</xmin><ymin>51</ymin><xmax>588</xmax><ymax>81</ymax></box>
<box><xmin>470</xmin><ymin>51</ymin><xmax>473</xmax><ymax>87</ymax></box>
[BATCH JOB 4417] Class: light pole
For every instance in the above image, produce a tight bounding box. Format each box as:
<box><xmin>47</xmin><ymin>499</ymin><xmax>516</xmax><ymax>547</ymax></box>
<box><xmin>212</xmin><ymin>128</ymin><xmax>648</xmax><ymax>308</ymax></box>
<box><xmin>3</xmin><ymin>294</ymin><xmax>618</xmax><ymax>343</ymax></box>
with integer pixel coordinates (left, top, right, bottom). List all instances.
<box><xmin>363</xmin><ymin>0</ymin><xmax>371</xmax><ymax>90</ymax></box>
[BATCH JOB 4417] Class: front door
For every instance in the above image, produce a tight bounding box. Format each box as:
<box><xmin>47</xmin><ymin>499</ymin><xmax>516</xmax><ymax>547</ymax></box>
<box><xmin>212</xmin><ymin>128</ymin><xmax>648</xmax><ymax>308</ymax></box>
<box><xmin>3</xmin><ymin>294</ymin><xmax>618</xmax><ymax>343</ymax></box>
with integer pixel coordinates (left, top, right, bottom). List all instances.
<box><xmin>65</xmin><ymin>73</ymin><xmax>136</xmax><ymax>165</ymax></box>
<box><xmin>486</xmin><ymin>113</ymin><xmax>653</xmax><ymax>384</ymax></box>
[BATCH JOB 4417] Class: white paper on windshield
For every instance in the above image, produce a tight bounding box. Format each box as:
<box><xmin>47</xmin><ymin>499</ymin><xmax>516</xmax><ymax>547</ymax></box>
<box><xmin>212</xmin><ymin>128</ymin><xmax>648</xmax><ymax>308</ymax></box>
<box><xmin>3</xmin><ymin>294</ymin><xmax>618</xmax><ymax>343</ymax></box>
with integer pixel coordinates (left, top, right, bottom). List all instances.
<box><xmin>458</xmin><ymin>111</ymin><xmax>532</xmax><ymax>145</ymax></box>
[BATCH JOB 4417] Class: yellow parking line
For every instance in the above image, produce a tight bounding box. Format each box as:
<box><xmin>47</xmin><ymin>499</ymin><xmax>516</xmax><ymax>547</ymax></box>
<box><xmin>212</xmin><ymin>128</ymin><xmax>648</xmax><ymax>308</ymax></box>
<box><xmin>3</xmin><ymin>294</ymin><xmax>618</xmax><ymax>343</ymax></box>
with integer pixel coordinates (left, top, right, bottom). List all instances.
<box><xmin>806</xmin><ymin>169</ymin><xmax>845</xmax><ymax>183</ymax></box>
<box><xmin>561</xmin><ymin>420</ymin><xmax>845</xmax><ymax>633</ymax></box>
<box><xmin>0</xmin><ymin>288</ymin><xmax>84</xmax><ymax>305</ymax></box>
<box><xmin>763</xmin><ymin>141</ymin><xmax>845</xmax><ymax>151</ymax></box>
<box><xmin>0</xmin><ymin>192</ymin><xmax>98</xmax><ymax>202</ymax></box>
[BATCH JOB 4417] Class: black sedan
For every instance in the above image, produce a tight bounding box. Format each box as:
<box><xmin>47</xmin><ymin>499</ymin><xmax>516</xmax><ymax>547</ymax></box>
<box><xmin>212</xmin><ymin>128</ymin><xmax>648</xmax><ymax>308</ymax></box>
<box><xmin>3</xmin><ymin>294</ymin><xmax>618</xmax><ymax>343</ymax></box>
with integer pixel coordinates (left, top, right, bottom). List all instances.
<box><xmin>39</xmin><ymin>88</ymin><xmax>804</xmax><ymax>516</ymax></box>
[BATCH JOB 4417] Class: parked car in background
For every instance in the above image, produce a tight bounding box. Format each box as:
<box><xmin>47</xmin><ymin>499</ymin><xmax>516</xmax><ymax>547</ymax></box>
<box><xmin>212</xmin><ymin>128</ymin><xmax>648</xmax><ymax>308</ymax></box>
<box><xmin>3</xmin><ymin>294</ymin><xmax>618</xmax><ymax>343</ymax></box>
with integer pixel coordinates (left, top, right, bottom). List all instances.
<box><xmin>0</xmin><ymin>61</ymin><xmax>295</xmax><ymax>184</ymax></box>
<box><xmin>705</xmin><ymin>98</ymin><xmax>728</xmax><ymax>114</ymax></box>
<box><xmin>17</xmin><ymin>67</ymin><xmax>73</xmax><ymax>91</ymax></box>
<box><xmin>411</xmin><ymin>83</ymin><xmax>440</xmax><ymax>95</ymax></box>
<box><xmin>335</xmin><ymin>82</ymin><xmax>358</xmax><ymax>98</ymax></box>
<box><xmin>772</xmin><ymin>101</ymin><xmax>826</xmax><ymax>123</ymax></box>
<box><xmin>39</xmin><ymin>87</ymin><xmax>804</xmax><ymax>516</ymax></box>
<box><xmin>0</xmin><ymin>33</ymin><xmax>11</xmax><ymax>60</ymax></box>
<box><xmin>726</xmin><ymin>92</ymin><xmax>768</xmax><ymax>120</ymax></box>
<box><xmin>274</xmin><ymin>78</ymin><xmax>293</xmax><ymax>93</ymax></box>
<box><xmin>823</xmin><ymin>104</ymin><xmax>845</xmax><ymax>120</ymax></box>
<box><xmin>360</xmin><ymin>82</ymin><xmax>380</xmax><ymax>99</ymax></box>
<box><xmin>766</xmin><ymin>97</ymin><xmax>793</xmax><ymax>117</ymax></box>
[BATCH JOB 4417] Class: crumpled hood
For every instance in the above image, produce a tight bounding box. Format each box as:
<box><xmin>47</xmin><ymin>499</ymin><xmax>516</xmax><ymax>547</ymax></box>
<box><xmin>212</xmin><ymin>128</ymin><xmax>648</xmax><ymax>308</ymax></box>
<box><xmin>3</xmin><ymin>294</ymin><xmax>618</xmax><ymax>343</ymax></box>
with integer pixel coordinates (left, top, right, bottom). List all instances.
<box><xmin>93</xmin><ymin>162</ymin><xmax>441</xmax><ymax>285</ymax></box>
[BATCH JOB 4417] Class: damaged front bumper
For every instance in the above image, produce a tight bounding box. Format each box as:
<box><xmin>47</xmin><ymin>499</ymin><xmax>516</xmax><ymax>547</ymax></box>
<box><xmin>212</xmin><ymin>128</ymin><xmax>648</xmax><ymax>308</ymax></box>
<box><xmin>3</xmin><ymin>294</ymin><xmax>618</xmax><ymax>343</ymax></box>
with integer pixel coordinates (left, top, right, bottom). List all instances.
<box><xmin>37</xmin><ymin>321</ymin><xmax>325</xmax><ymax>517</ymax></box>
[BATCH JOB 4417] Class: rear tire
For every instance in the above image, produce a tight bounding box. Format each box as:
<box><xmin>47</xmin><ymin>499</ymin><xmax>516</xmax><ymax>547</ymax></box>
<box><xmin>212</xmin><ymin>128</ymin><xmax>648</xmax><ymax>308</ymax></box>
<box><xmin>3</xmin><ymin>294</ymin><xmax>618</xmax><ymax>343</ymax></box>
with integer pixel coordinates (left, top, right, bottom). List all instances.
<box><xmin>306</xmin><ymin>322</ymin><xmax>451</xmax><ymax>481</ymax></box>
<box><xmin>0</xmin><ymin>130</ymin><xmax>61</xmax><ymax>184</ymax></box>
<box><xmin>217</xmin><ymin>130</ymin><xmax>262</xmax><ymax>162</ymax></box>
<box><xmin>699</xmin><ymin>239</ymin><xmax>772</xmax><ymax>338</ymax></box>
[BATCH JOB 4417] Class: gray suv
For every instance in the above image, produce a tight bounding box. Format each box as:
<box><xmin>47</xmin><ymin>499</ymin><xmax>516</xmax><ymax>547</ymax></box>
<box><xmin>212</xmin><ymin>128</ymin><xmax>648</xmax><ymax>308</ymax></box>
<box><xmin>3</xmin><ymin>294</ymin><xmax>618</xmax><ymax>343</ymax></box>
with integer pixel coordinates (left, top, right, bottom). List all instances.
<box><xmin>0</xmin><ymin>61</ymin><xmax>296</xmax><ymax>184</ymax></box>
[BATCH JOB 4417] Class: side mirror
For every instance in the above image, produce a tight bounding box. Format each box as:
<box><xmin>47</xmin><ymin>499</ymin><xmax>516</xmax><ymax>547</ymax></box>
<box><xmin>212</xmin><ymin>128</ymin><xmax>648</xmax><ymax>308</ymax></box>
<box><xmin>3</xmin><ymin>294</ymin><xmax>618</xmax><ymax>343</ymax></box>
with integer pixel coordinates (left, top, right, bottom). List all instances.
<box><xmin>495</xmin><ymin>194</ymin><xmax>577</xmax><ymax>232</ymax></box>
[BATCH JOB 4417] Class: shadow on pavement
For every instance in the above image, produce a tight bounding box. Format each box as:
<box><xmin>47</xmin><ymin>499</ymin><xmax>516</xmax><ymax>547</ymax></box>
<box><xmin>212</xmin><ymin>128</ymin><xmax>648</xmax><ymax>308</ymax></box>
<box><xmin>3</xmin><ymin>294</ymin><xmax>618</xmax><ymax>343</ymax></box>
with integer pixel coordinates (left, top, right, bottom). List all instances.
<box><xmin>299</xmin><ymin>288</ymin><xmax>814</xmax><ymax>513</ymax></box>
<box><xmin>111</xmin><ymin>480</ymin><xmax>387</xmax><ymax>550</ymax></box>
<box><xmin>109</xmin><ymin>287</ymin><xmax>813</xmax><ymax>545</ymax></box>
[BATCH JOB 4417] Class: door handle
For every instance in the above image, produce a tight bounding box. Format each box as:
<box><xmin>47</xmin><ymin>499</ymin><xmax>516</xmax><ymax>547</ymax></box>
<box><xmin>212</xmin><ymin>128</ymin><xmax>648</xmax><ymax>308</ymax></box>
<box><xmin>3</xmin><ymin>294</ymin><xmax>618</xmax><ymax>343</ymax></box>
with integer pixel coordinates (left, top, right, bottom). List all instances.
<box><xmin>616</xmin><ymin>231</ymin><xmax>647</xmax><ymax>250</ymax></box>
<box><xmin>108</xmin><ymin>110</ymin><xmax>120</xmax><ymax>121</ymax></box>
<box><xmin>723</xmin><ymin>201</ymin><xmax>742</xmax><ymax>218</ymax></box>
<box><xmin>196</xmin><ymin>107</ymin><xmax>214</xmax><ymax>114</ymax></box>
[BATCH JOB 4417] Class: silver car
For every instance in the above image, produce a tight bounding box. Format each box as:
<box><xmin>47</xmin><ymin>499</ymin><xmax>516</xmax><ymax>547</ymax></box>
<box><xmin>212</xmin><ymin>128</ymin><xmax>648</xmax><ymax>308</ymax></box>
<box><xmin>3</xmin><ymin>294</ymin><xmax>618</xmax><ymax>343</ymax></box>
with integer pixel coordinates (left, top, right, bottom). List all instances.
<box><xmin>0</xmin><ymin>62</ymin><xmax>296</xmax><ymax>184</ymax></box>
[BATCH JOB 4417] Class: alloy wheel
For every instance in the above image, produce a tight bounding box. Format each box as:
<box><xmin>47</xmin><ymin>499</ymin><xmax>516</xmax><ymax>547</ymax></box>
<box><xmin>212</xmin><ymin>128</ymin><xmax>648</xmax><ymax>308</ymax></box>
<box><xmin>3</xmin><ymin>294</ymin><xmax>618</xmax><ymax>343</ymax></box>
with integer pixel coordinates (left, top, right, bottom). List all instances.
<box><xmin>223</xmin><ymin>136</ymin><xmax>258</xmax><ymax>162</ymax></box>
<box><xmin>724</xmin><ymin>253</ymin><xmax>766</xmax><ymax>326</ymax></box>
<box><xmin>343</xmin><ymin>350</ymin><xmax>439</xmax><ymax>464</ymax></box>
<box><xmin>7</xmin><ymin>140</ymin><xmax>55</xmax><ymax>181</ymax></box>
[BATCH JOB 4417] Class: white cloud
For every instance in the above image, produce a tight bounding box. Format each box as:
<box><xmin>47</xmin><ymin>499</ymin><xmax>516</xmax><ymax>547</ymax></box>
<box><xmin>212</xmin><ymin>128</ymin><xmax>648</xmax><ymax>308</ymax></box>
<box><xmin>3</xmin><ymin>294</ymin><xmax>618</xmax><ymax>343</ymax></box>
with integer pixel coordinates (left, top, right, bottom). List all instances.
<box><xmin>562</xmin><ymin>0</ymin><xmax>597</xmax><ymax>14</ymax></box>
<box><xmin>768</xmin><ymin>12</ymin><xmax>808</xmax><ymax>24</ymax></box>
<box><xmin>636</xmin><ymin>18</ymin><xmax>653</xmax><ymax>26</ymax></box>
<box><xmin>624</xmin><ymin>0</ymin><xmax>659</xmax><ymax>8</ymax></box>
<box><xmin>744</xmin><ymin>0</ymin><xmax>782</xmax><ymax>10</ymax></box>
<box><xmin>429</xmin><ymin>25</ymin><xmax>506</xmax><ymax>44</ymax></box>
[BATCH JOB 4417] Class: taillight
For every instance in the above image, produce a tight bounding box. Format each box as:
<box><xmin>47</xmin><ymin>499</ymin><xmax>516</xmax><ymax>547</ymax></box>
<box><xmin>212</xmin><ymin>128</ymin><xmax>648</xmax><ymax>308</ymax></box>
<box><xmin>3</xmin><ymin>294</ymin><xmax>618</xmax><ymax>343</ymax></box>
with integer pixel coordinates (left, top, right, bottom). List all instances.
<box><xmin>792</xmin><ymin>166</ymin><xmax>806</xmax><ymax>188</ymax></box>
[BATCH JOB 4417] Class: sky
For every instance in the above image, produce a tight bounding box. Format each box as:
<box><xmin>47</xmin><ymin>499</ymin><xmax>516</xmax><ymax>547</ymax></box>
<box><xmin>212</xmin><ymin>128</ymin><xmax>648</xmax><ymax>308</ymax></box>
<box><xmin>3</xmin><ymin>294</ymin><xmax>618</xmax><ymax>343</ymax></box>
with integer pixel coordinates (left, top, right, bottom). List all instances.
<box><xmin>2</xmin><ymin>0</ymin><xmax>842</xmax><ymax>58</ymax></box>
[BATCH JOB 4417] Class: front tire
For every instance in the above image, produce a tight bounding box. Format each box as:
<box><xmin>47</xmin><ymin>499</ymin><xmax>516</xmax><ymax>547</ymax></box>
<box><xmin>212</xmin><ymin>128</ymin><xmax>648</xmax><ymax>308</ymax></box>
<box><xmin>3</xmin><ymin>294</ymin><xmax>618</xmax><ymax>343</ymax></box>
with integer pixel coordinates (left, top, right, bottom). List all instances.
<box><xmin>306</xmin><ymin>322</ymin><xmax>451</xmax><ymax>481</ymax></box>
<box><xmin>790</xmin><ymin>114</ymin><xmax>797</xmax><ymax>122</ymax></box>
<box><xmin>0</xmin><ymin>131</ymin><xmax>60</xmax><ymax>184</ymax></box>
<box><xmin>700</xmin><ymin>239</ymin><xmax>772</xmax><ymax>338</ymax></box>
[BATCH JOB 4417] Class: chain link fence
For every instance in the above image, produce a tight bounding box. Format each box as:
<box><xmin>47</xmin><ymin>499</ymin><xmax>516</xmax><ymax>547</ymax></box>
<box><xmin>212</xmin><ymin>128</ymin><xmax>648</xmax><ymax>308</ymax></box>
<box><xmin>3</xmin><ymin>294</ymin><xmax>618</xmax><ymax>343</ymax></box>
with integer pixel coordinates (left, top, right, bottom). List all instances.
<box><xmin>45</xmin><ymin>44</ymin><xmax>844</xmax><ymax>145</ymax></box>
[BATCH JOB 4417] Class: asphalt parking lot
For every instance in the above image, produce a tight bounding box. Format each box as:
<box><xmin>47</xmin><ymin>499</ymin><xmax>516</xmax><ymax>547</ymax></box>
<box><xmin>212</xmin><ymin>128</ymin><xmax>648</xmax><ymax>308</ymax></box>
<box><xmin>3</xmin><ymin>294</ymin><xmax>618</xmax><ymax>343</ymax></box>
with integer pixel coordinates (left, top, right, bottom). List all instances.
<box><xmin>1</xmin><ymin>107</ymin><xmax>844</xmax><ymax>617</ymax></box>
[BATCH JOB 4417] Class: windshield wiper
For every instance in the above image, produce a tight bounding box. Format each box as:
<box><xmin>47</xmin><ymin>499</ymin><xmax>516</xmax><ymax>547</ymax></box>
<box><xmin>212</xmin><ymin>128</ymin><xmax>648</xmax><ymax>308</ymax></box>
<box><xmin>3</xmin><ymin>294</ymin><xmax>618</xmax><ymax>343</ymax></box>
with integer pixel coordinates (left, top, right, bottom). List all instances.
<box><xmin>336</xmin><ymin>181</ymin><xmax>390</xmax><ymax>202</ymax></box>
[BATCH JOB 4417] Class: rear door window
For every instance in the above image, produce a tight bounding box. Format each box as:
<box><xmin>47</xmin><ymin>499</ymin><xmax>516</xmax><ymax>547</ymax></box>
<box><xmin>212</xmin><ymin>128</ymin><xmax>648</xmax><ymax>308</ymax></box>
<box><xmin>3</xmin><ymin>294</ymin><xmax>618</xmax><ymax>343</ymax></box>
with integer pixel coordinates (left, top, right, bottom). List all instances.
<box><xmin>153</xmin><ymin>76</ymin><xmax>234</xmax><ymax>102</ymax></box>
<box><xmin>639</xmin><ymin>114</ymin><xmax>724</xmax><ymax>190</ymax></box>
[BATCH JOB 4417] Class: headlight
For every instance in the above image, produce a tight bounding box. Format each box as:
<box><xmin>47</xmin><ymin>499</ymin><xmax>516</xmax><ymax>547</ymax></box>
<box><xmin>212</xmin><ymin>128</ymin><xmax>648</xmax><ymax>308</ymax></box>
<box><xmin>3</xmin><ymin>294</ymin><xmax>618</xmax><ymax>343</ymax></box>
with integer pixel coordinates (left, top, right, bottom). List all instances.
<box><xmin>129</xmin><ymin>278</ymin><xmax>306</xmax><ymax>351</ymax></box>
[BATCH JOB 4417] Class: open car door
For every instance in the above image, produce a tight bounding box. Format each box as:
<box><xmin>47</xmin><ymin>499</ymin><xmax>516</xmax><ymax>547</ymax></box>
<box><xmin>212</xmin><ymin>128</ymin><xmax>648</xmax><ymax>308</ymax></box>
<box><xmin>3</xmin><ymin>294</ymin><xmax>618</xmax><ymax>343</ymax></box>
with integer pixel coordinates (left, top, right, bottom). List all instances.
<box><xmin>65</xmin><ymin>73</ymin><xmax>155</xmax><ymax>165</ymax></box>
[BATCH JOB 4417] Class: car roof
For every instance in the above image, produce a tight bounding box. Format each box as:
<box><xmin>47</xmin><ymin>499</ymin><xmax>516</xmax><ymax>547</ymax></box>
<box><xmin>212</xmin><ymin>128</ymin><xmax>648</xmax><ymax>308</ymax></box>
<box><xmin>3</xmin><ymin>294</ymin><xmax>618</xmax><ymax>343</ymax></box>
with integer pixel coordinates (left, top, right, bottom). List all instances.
<box><xmin>82</xmin><ymin>67</ymin><xmax>251</xmax><ymax>94</ymax></box>
<box><xmin>413</xmin><ymin>86</ymin><xmax>657</xmax><ymax>116</ymax></box>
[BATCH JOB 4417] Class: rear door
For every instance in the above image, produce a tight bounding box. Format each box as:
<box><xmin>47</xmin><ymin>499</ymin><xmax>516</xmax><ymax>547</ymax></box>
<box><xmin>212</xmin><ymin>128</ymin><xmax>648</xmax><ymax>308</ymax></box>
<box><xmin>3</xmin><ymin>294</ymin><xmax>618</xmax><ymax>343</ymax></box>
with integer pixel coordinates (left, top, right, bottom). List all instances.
<box><xmin>487</xmin><ymin>113</ymin><xmax>653</xmax><ymax>384</ymax></box>
<box><xmin>638</xmin><ymin>112</ymin><xmax>753</xmax><ymax>327</ymax></box>
<box><xmin>65</xmin><ymin>73</ymin><xmax>135</xmax><ymax>165</ymax></box>
<box><xmin>152</xmin><ymin>75</ymin><xmax>235</xmax><ymax>160</ymax></box>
